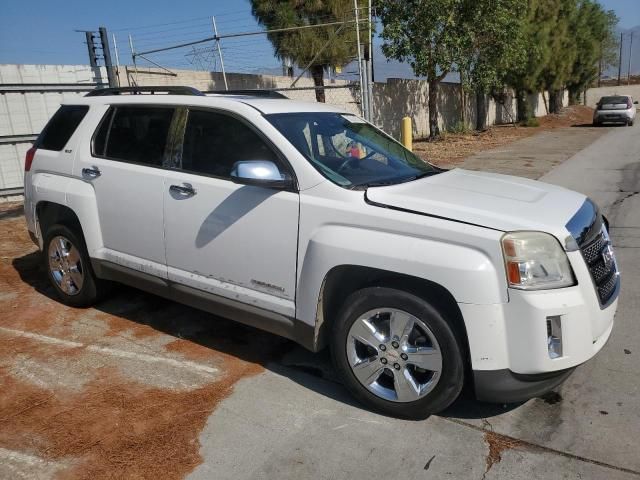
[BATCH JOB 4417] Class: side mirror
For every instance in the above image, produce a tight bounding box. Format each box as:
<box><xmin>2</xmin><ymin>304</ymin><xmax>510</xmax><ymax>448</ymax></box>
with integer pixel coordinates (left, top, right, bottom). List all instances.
<box><xmin>634</xmin><ymin>101</ymin><xmax>639</xmax><ymax>105</ymax></box>
<box><xmin>230</xmin><ymin>160</ymin><xmax>293</xmax><ymax>189</ymax></box>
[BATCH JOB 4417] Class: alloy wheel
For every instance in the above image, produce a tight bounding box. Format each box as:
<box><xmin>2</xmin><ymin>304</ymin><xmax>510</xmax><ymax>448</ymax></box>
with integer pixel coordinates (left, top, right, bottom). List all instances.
<box><xmin>48</xmin><ymin>235</ymin><xmax>84</xmax><ymax>296</ymax></box>
<box><xmin>346</xmin><ymin>308</ymin><xmax>442</xmax><ymax>403</ymax></box>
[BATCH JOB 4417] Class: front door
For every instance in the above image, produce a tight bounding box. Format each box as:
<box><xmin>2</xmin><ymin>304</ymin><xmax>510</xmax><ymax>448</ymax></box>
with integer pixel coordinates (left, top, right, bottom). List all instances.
<box><xmin>163</xmin><ymin>108</ymin><xmax>299</xmax><ymax>317</ymax></box>
<box><xmin>76</xmin><ymin>104</ymin><xmax>174</xmax><ymax>278</ymax></box>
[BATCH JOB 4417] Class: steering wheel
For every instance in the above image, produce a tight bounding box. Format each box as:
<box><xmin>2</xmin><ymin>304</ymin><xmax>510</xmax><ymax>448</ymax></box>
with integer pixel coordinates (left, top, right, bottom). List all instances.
<box><xmin>336</xmin><ymin>151</ymin><xmax>378</xmax><ymax>173</ymax></box>
<box><xmin>336</xmin><ymin>157</ymin><xmax>357</xmax><ymax>173</ymax></box>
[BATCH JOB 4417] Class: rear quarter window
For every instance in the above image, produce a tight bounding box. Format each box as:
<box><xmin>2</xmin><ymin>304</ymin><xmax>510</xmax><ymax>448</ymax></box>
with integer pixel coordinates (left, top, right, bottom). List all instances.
<box><xmin>37</xmin><ymin>105</ymin><xmax>89</xmax><ymax>151</ymax></box>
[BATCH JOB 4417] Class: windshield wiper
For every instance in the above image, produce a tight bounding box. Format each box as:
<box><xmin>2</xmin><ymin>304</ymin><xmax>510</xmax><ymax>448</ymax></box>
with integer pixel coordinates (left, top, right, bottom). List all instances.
<box><xmin>359</xmin><ymin>171</ymin><xmax>440</xmax><ymax>188</ymax></box>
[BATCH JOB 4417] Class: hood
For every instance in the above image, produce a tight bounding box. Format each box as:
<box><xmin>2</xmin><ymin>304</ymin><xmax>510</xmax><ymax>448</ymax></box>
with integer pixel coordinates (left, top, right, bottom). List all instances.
<box><xmin>366</xmin><ymin>169</ymin><xmax>585</xmax><ymax>242</ymax></box>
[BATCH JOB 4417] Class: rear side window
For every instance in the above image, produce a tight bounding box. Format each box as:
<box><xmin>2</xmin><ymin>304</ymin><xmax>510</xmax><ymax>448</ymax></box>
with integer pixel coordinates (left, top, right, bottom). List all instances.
<box><xmin>93</xmin><ymin>106</ymin><xmax>174</xmax><ymax>166</ymax></box>
<box><xmin>181</xmin><ymin>110</ymin><xmax>279</xmax><ymax>178</ymax></box>
<box><xmin>38</xmin><ymin>105</ymin><xmax>89</xmax><ymax>151</ymax></box>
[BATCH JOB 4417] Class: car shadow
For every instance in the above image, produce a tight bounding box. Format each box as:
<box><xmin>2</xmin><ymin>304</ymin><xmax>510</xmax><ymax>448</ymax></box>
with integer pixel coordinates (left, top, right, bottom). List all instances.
<box><xmin>571</xmin><ymin>123</ymin><xmax>626</xmax><ymax>128</ymax></box>
<box><xmin>194</xmin><ymin>186</ymin><xmax>275</xmax><ymax>248</ymax></box>
<box><xmin>0</xmin><ymin>203</ymin><xmax>25</xmax><ymax>221</ymax></box>
<box><xmin>12</xmin><ymin>250</ymin><xmax>524</xmax><ymax>421</ymax></box>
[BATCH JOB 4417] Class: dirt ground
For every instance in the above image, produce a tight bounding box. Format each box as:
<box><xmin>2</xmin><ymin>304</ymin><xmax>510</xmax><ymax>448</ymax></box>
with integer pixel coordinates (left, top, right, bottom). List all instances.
<box><xmin>414</xmin><ymin>105</ymin><xmax>596</xmax><ymax>168</ymax></box>
<box><xmin>0</xmin><ymin>202</ymin><xmax>289</xmax><ymax>479</ymax></box>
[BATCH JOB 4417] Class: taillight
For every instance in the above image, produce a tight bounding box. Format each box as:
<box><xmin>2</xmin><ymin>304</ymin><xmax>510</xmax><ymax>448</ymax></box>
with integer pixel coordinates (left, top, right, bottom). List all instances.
<box><xmin>25</xmin><ymin>147</ymin><xmax>37</xmax><ymax>172</ymax></box>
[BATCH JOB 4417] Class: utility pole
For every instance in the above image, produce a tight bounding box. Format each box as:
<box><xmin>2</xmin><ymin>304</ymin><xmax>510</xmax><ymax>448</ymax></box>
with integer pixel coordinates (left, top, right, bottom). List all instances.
<box><xmin>99</xmin><ymin>27</ymin><xmax>117</xmax><ymax>87</ymax></box>
<box><xmin>112</xmin><ymin>34</ymin><xmax>120</xmax><ymax>77</ymax></box>
<box><xmin>212</xmin><ymin>16</ymin><xmax>228</xmax><ymax>91</ymax></box>
<box><xmin>85</xmin><ymin>32</ymin><xmax>98</xmax><ymax>68</ymax></box>
<box><xmin>628</xmin><ymin>32</ymin><xmax>634</xmax><ymax>85</ymax></box>
<box><xmin>367</xmin><ymin>0</ymin><xmax>374</xmax><ymax>121</ymax></box>
<box><xmin>129</xmin><ymin>34</ymin><xmax>138</xmax><ymax>86</ymax></box>
<box><xmin>354</xmin><ymin>0</ymin><xmax>367</xmax><ymax>120</ymax></box>
<box><xmin>618</xmin><ymin>32</ymin><xmax>624</xmax><ymax>86</ymax></box>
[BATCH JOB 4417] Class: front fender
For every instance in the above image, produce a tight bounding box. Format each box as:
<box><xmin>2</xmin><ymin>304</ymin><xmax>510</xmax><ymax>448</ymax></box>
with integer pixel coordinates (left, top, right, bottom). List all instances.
<box><xmin>296</xmin><ymin>225</ymin><xmax>507</xmax><ymax>327</ymax></box>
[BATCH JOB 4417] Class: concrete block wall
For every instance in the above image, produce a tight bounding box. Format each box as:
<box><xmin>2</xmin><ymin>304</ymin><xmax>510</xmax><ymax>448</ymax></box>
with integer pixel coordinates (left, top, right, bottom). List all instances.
<box><xmin>123</xmin><ymin>68</ymin><xmax>565</xmax><ymax>139</ymax></box>
<box><xmin>585</xmin><ymin>85</ymin><xmax>640</xmax><ymax>108</ymax></box>
<box><xmin>0</xmin><ymin>64</ymin><xmax>107</xmax><ymax>192</ymax></box>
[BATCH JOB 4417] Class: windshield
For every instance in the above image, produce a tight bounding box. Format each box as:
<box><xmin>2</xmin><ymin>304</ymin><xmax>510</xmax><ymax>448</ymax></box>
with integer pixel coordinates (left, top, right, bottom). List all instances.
<box><xmin>266</xmin><ymin>112</ymin><xmax>439</xmax><ymax>188</ymax></box>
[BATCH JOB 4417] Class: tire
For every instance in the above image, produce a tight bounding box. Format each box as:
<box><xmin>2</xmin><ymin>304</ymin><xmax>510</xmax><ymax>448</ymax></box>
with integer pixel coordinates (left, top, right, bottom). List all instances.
<box><xmin>331</xmin><ymin>287</ymin><xmax>464</xmax><ymax>419</ymax></box>
<box><xmin>629</xmin><ymin>119</ymin><xmax>634</xmax><ymax>127</ymax></box>
<box><xmin>593</xmin><ymin>120</ymin><xmax>601</xmax><ymax>127</ymax></box>
<box><xmin>43</xmin><ymin>223</ymin><xmax>105</xmax><ymax>307</ymax></box>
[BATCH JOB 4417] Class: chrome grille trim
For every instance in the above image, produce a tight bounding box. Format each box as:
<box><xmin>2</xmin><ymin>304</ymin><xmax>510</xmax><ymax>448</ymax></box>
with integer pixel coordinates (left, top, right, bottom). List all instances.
<box><xmin>566</xmin><ymin>199</ymin><xmax>620</xmax><ymax>308</ymax></box>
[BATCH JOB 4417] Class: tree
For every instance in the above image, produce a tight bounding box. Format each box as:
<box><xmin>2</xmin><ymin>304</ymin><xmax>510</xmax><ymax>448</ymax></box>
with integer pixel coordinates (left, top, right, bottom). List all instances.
<box><xmin>458</xmin><ymin>0</ymin><xmax>528</xmax><ymax>130</ymax></box>
<box><xmin>375</xmin><ymin>0</ymin><xmax>471</xmax><ymax>139</ymax></box>
<box><xmin>566</xmin><ymin>1</ymin><xmax>618</xmax><ymax>104</ymax></box>
<box><xmin>375</xmin><ymin>0</ymin><xmax>527</xmax><ymax>138</ymax></box>
<box><xmin>541</xmin><ymin>0</ymin><xmax>582</xmax><ymax>113</ymax></box>
<box><xmin>250</xmin><ymin>0</ymin><xmax>364</xmax><ymax>103</ymax></box>
<box><xmin>504</xmin><ymin>0</ymin><xmax>561</xmax><ymax>122</ymax></box>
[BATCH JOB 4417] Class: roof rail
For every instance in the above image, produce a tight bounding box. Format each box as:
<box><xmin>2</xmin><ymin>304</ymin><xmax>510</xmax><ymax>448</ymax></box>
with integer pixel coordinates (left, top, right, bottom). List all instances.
<box><xmin>204</xmin><ymin>89</ymin><xmax>288</xmax><ymax>99</ymax></box>
<box><xmin>85</xmin><ymin>86</ymin><xmax>204</xmax><ymax>97</ymax></box>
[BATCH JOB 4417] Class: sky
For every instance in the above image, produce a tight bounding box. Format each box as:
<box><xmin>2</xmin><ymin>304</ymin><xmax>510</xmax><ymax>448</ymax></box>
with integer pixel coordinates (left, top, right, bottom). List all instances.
<box><xmin>0</xmin><ymin>0</ymin><xmax>638</xmax><ymax>77</ymax></box>
<box><xmin>598</xmin><ymin>0</ymin><xmax>640</xmax><ymax>29</ymax></box>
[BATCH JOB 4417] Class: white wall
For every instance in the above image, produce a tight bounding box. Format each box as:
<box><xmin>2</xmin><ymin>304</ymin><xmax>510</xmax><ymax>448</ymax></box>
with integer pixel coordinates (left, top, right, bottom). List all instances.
<box><xmin>0</xmin><ymin>64</ymin><xmax>107</xmax><ymax>192</ymax></box>
<box><xmin>585</xmin><ymin>84</ymin><xmax>640</xmax><ymax>108</ymax></box>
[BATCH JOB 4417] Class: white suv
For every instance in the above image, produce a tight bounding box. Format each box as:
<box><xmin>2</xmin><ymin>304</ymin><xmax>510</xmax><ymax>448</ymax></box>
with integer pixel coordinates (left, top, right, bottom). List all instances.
<box><xmin>23</xmin><ymin>86</ymin><xmax>619</xmax><ymax>418</ymax></box>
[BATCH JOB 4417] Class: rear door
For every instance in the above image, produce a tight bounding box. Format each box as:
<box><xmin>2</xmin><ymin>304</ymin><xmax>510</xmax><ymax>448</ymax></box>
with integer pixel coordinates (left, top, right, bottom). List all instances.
<box><xmin>75</xmin><ymin>104</ymin><xmax>174</xmax><ymax>277</ymax></box>
<box><xmin>163</xmin><ymin>108</ymin><xmax>299</xmax><ymax>317</ymax></box>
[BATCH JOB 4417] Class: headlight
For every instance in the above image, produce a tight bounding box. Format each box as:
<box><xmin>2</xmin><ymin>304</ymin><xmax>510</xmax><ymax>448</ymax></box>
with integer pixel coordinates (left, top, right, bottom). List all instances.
<box><xmin>501</xmin><ymin>232</ymin><xmax>576</xmax><ymax>290</ymax></box>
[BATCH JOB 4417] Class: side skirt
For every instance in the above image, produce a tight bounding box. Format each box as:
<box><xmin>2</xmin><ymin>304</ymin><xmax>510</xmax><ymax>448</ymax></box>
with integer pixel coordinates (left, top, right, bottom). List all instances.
<box><xmin>91</xmin><ymin>259</ymin><xmax>317</xmax><ymax>352</ymax></box>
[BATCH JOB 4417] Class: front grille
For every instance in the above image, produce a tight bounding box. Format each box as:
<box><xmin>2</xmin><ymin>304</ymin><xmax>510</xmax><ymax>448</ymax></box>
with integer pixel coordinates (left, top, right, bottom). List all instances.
<box><xmin>581</xmin><ymin>234</ymin><xmax>605</xmax><ymax>264</ymax></box>
<box><xmin>579</xmin><ymin>229</ymin><xmax>619</xmax><ymax>305</ymax></box>
<box><xmin>598</xmin><ymin>272</ymin><xmax>618</xmax><ymax>303</ymax></box>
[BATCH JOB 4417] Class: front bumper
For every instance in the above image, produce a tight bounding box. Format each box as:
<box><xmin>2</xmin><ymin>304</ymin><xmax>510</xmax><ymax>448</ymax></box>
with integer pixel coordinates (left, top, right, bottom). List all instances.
<box><xmin>459</xmin><ymin>254</ymin><xmax>617</xmax><ymax>402</ymax></box>
<box><xmin>474</xmin><ymin>367</ymin><xmax>576</xmax><ymax>403</ymax></box>
<box><xmin>460</xmin><ymin>285</ymin><xmax>616</xmax><ymax>371</ymax></box>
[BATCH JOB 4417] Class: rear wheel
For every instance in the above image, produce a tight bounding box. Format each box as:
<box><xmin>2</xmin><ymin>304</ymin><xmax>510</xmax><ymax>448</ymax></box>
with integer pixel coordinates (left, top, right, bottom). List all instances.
<box><xmin>331</xmin><ymin>287</ymin><xmax>464</xmax><ymax>419</ymax></box>
<box><xmin>43</xmin><ymin>224</ymin><xmax>104</xmax><ymax>307</ymax></box>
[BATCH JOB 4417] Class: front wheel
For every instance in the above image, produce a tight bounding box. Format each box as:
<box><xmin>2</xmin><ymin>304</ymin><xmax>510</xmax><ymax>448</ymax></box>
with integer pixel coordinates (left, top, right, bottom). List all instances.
<box><xmin>331</xmin><ymin>287</ymin><xmax>464</xmax><ymax>419</ymax></box>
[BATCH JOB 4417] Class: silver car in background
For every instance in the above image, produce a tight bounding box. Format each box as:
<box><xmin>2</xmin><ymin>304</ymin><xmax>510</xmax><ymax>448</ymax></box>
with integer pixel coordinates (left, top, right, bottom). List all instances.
<box><xmin>593</xmin><ymin>95</ymin><xmax>638</xmax><ymax>126</ymax></box>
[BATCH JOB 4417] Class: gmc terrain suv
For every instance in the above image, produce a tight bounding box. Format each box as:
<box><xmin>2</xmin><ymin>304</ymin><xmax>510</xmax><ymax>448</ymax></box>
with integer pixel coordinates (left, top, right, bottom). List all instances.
<box><xmin>24</xmin><ymin>86</ymin><xmax>619</xmax><ymax>418</ymax></box>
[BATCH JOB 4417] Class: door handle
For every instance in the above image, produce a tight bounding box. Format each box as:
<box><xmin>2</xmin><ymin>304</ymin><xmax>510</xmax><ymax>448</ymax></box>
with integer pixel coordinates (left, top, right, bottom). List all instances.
<box><xmin>170</xmin><ymin>184</ymin><xmax>196</xmax><ymax>197</ymax></box>
<box><xmin>82</xmin><ymin>167</ymin><xmax>101</xmax><ymax>178</ymax></box>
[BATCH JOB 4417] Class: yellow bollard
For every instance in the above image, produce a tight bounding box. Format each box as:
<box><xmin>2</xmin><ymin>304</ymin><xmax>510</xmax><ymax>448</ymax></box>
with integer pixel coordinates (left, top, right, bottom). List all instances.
<box><xmin>401</xmin><ymin>117</ymin><xmax>413</xmax><ymax>151</ymax></box>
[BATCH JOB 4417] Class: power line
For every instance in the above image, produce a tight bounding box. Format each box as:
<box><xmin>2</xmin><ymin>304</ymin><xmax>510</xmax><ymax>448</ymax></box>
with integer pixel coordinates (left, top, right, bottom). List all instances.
<box><xmin>111</xmin><ymin>9</ymin><xmax>258</xmax><ymax>32</ymax></box>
